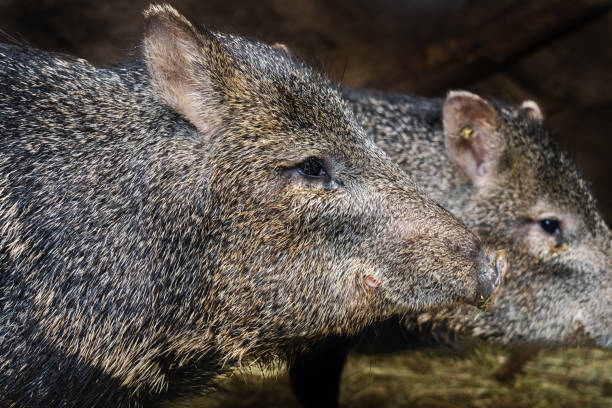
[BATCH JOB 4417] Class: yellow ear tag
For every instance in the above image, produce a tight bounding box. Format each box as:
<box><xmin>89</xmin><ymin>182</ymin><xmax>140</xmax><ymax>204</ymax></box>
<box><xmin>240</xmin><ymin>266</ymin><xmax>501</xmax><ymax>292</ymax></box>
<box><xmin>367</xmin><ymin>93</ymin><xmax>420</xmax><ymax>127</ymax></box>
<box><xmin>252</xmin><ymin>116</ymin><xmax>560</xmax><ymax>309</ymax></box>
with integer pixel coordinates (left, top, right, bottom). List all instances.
<box><xmin>461</xmin><ymin>127</ymin><xmax>473</xmax><ymax>140</ymax></box>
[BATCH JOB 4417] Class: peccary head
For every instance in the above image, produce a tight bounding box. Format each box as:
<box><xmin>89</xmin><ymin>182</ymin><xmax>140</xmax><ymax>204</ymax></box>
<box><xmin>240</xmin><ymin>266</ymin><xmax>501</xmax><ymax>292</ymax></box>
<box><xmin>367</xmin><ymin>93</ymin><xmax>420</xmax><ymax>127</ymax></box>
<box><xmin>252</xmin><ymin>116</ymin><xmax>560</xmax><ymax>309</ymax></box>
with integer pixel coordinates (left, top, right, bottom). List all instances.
<box><xmin>139</xmin><ymin>6</ymin><xmax>504</xmax><ymax>357</ymax></box>
<box><xmin>426</xmin><ymin>91</ymin><xmax>611</xmax><ymax>348</ymax></box>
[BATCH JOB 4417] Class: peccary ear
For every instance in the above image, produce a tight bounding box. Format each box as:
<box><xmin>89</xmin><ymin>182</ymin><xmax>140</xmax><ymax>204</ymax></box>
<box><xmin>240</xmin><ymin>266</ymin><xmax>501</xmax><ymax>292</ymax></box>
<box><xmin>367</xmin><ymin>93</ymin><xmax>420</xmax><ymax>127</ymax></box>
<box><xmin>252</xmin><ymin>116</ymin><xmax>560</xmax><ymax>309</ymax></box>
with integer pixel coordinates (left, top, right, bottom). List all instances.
<box><xmin>143</xmin><ymin>4</ymin><xmax>226</xmax><ymax>135</ymax></box>
<box><xmin>518</xmin><ymin>100</ymin><xmax>544</xmax><ymax>123</ymax></box>
<box><xmin>443</xmin><ymin>91</ymin><xmax>506</xmax><ymax>187</ymax></box>
<box><xmin>272</xmin><ymin>42</ymin><xmax>291</xmax><ymax>53</ymax></box>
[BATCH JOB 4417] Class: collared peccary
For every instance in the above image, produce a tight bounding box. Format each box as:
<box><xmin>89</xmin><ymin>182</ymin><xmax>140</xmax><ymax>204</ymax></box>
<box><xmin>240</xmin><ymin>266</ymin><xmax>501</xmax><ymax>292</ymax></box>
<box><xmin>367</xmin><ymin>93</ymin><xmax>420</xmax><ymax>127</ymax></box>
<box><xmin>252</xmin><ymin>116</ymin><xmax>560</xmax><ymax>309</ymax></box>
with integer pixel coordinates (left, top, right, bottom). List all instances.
<box><xmin>289</xmin><ymin>89</ymin><xmax>612</xmax><ymax>407</ymax></box>
<box><xmin>0</xmin><ymin>4</ymin><xmax>510</xmax><ymax>407</ymax></box>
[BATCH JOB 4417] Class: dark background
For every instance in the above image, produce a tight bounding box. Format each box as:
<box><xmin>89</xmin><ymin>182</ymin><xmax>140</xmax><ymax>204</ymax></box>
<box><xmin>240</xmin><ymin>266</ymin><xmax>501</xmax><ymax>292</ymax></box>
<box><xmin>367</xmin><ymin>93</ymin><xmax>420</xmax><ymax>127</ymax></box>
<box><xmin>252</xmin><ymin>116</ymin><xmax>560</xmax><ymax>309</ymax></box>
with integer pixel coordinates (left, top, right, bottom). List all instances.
<box><xmin>1</xmin><ymin>0</ymin><xmax>610</xmax><ymax>222</ymax></box>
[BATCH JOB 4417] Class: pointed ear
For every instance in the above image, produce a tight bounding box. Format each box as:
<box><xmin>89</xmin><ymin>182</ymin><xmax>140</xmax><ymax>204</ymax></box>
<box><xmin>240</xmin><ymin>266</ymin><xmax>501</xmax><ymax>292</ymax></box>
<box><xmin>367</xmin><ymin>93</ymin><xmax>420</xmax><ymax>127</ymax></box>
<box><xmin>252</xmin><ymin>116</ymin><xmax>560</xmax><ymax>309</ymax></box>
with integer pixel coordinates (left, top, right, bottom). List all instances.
<box><xmin>143</xmin><ymin>4</ymin><xmax>225</xmax><ymax>135</ymax></box>
<box><xmin>518</xmin><ymin>100</ymin><xmax>544</xmax><ymax>123</ymax></box>
<box><xmin>443</xmin><ymin>91</ymin><xmax>506</xmax><ymax>188</ymax></box>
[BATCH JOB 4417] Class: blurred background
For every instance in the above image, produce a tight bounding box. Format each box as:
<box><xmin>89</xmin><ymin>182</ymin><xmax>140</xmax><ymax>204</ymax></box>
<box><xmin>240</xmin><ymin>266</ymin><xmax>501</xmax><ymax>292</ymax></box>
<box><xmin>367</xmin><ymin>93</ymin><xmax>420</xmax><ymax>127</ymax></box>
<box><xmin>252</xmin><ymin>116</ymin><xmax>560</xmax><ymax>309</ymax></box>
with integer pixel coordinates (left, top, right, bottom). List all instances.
<box><xmin>1</xmin><ymin>0</ymin><xmax>610</xmax><ymax>407</ymax></box>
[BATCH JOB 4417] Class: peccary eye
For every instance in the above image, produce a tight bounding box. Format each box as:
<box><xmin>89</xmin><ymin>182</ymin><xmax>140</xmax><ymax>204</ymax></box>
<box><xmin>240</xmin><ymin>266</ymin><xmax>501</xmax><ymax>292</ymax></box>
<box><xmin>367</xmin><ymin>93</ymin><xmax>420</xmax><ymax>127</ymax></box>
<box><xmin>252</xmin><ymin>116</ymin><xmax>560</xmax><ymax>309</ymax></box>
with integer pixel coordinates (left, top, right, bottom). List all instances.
<box><xmin>297</xmin><ymin>157</ymin><xmax>328</xmax><ymax>179</ymax></box>
<box><xmin>539</xmin><ymin>218</ymin><xmax>561</xmax><ymax>236</ymax></box>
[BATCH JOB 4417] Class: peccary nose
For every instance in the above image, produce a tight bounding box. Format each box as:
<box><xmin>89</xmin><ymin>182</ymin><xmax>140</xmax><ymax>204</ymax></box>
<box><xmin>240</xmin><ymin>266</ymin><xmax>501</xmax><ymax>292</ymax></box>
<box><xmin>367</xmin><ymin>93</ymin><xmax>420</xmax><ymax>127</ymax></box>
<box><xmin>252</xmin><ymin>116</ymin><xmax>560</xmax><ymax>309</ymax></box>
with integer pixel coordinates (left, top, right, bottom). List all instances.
<box><xmin>476</xmin><ymin>249</ymin><xmax>508</xmax><ymax>310</ymax></box>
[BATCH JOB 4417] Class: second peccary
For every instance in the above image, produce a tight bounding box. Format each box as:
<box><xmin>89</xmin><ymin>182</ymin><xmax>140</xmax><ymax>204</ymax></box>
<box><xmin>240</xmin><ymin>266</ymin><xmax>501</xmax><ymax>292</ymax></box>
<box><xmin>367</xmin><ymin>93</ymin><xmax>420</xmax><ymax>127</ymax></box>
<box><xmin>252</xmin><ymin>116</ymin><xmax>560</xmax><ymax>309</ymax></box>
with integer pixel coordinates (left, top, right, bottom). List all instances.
<box><xmin>289</xmin><ymin>89</ymin><xmax>612</xmax><ymax>407</ymax></box>
<box><xmin>0</xmin><ymin>4</ymin><xmax>508</xmax><ymax>408</ymax></box>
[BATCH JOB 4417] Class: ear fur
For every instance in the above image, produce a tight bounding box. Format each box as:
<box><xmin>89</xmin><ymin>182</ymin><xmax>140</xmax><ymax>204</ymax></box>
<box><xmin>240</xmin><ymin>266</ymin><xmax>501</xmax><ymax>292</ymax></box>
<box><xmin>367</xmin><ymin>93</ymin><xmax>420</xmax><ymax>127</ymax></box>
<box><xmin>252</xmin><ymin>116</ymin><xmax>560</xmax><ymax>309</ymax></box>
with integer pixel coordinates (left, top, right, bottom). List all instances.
<box><xmin>143</xmin><ymin>4</ymin><xmax>225</xmax><ymax>136</ymax></box>
<box><xmin>443</xmin><ymin>91</ymin><xmax>506</xmax><ymax>187</ymax></box>
<box><xmin>519</xmin><ymin>100</ymin><xmax>544</xmax><ymax>122</ymax></box>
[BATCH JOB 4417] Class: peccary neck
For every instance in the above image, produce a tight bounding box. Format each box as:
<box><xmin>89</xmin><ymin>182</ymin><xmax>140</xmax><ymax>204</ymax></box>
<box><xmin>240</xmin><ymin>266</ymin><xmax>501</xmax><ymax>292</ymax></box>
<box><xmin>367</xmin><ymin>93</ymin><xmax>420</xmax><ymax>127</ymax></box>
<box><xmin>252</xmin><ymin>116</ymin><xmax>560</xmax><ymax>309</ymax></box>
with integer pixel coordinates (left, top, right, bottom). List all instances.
<box><xmin>343</xmin><ymin>89</ymin><xmax>474</xmax><ymax>219</ymax></box>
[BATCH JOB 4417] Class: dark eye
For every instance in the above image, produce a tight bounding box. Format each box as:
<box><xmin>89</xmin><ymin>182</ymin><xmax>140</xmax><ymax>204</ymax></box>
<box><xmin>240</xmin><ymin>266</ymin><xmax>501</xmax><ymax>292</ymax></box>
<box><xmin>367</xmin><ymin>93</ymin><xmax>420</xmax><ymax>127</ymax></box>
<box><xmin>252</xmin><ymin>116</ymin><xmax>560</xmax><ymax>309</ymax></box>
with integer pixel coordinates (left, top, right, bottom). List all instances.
<box><xmin>539</xmin><ymin>218</ymin><xmax>561</xmax><ymax>236</ymax></box>
<box><xmin>297</xmin><ymin>157</ymin><xmax>328</xmax><ymax>179</ymax></box>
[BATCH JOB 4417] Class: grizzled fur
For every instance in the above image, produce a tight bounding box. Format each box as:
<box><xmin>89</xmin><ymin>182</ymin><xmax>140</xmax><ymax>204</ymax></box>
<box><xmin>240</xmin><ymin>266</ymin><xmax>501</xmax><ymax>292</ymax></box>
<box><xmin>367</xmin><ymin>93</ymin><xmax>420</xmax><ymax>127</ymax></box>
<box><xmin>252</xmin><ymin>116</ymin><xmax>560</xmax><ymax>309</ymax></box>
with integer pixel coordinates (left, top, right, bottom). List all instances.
<box><xmin>0</xmin><ymin>5</ymin><xmax>502</xmax><ymax>407</ymax></box>
<box><xmin>289</xmin><ymin>89</ymin><xmax>611</xmax><ymax>407</ymax></box>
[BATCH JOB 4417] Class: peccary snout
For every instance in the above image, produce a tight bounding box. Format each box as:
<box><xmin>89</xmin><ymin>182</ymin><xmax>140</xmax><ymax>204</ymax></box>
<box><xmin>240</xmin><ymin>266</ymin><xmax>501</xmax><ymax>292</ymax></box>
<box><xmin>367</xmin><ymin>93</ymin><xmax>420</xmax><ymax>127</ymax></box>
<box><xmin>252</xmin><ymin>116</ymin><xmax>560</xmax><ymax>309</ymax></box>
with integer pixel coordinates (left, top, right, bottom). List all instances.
<box><xmin>476</xmin><ymin>249</ymin><xmax>508</xmax><ymax>310</ymax></box>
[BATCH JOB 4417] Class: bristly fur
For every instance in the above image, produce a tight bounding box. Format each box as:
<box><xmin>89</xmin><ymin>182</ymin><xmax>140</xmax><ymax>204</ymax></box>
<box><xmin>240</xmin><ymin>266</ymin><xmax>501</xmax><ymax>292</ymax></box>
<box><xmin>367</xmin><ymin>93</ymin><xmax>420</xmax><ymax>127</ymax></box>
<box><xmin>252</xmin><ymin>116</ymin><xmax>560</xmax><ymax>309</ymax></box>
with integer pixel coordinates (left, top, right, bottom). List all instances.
<box><xmin>0</xmin><ymin>4</ymin><xmax>505</xmax><ymax>407</ymax></box>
